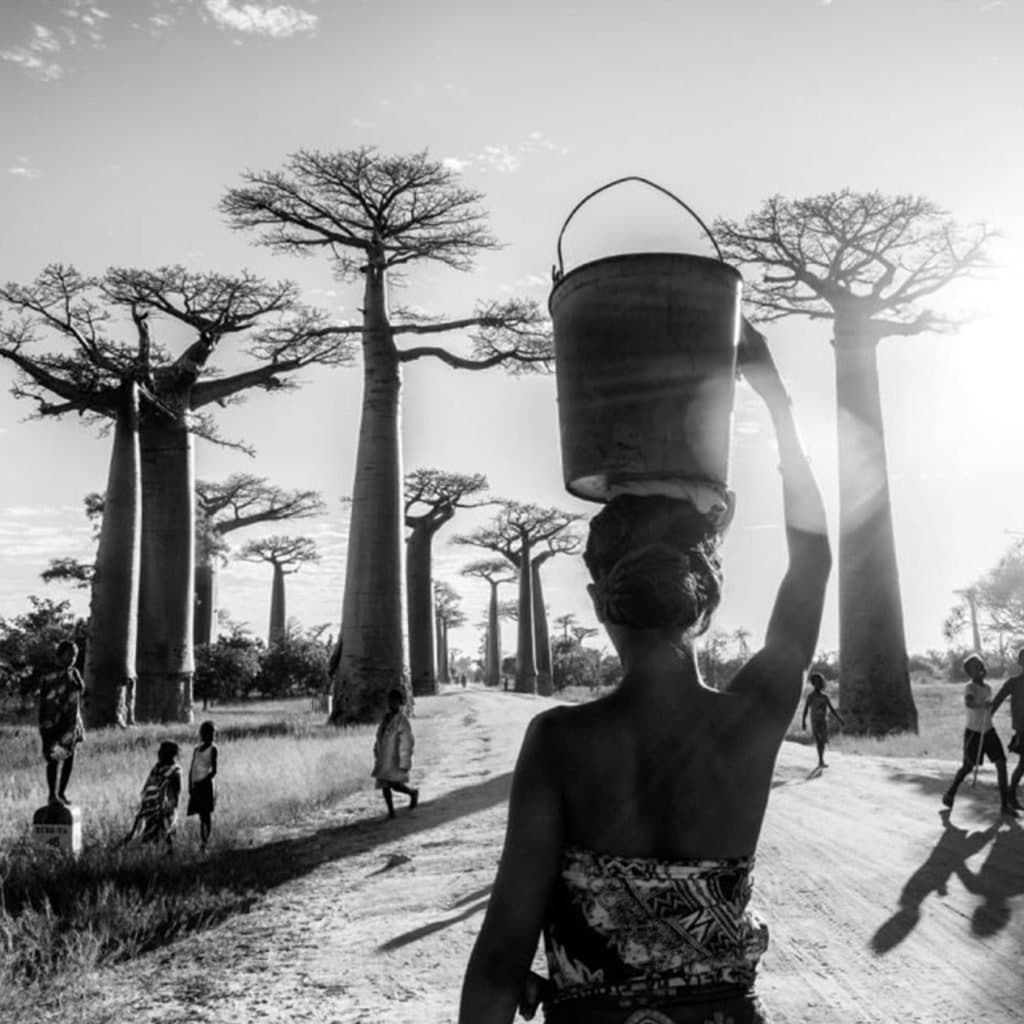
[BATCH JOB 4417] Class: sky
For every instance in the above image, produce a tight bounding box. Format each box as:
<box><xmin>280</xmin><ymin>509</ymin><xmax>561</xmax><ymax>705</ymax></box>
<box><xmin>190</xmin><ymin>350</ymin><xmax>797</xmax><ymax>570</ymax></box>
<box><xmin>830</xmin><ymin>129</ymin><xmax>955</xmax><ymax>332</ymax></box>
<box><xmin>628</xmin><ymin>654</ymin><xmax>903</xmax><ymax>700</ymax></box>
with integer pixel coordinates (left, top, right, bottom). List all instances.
<box><xmin>1</xmin><ymin>0</ymin><xmax>1023</xmax><ymax>667</ymax></box>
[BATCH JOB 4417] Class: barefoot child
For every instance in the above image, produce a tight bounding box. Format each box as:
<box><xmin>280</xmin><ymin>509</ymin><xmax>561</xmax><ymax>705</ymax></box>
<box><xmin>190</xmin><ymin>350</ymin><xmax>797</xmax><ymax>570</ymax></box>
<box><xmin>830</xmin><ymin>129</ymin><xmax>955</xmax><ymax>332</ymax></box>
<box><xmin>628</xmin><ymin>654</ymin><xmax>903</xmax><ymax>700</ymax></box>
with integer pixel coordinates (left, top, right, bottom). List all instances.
<box><xmin>372</xmin><ymin>688</ymin><xmax>419</xmax><ymax>819</ymax></box>
<box><xmin>37</xmin><ymin>639</ymin><xmax>86</xmax><ymax>805</ymax></box>
<box><xmin>943</xmin><ymin>654</ymin><xmax>1017</xmax><ymax>817</ymax></box>
<box><xmin>121</xmin><ymin>741</ymin><xmax>182</xmax><ymax>850</ymax></box>
<box><xmin>187</xmin><ymin>721</ymin><xmax>218</xmax><ymax>852</ymax></box>
<box><xmin>802</xmin><ymin>672</ymin><xmax>844</xmax><ymax>768</ymax></box>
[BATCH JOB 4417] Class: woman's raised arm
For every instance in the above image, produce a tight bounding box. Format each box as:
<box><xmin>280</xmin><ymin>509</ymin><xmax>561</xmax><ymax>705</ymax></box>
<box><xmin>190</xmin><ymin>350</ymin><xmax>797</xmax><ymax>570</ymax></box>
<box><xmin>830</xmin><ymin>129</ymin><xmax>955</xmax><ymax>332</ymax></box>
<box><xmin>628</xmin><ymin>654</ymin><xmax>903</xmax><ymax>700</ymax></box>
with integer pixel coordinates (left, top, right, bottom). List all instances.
<box><xmin>728</xmin><ymin>321</ymin><xmax>831</xmax><ymax>715</ymax></box>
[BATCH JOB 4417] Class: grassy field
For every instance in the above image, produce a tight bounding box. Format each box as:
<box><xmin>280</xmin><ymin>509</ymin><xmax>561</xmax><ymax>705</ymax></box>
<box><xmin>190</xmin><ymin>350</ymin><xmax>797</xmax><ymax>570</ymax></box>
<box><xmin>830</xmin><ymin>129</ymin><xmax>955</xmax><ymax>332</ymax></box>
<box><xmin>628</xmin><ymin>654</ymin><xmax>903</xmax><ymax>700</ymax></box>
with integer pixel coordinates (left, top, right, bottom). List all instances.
<box><xmin>0</xmin><ymin>697</ymin><xmax>414</xmax><ymax>1003</ymax></box>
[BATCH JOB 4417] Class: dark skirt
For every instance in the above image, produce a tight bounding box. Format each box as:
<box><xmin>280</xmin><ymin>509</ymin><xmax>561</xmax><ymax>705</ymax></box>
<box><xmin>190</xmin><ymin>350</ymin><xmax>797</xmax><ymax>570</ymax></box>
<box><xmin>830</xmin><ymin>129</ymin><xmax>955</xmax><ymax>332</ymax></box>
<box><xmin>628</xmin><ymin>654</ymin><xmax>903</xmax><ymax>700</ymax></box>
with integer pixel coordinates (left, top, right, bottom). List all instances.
<box><xmin>187</xmin><ymin>777</ymin><xmax>216</xmax><ymax>817</ymax></box>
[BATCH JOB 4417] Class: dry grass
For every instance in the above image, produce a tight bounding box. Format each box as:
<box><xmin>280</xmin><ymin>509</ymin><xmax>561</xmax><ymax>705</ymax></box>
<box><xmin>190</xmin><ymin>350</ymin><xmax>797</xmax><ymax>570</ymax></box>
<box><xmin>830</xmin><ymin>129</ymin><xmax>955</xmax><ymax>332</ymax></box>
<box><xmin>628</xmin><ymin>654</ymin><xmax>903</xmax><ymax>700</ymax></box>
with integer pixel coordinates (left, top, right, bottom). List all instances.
<box><xmin>0</xmin><ymin>698</ymin><xmax>398</xmax><ymax>997</ymax></box>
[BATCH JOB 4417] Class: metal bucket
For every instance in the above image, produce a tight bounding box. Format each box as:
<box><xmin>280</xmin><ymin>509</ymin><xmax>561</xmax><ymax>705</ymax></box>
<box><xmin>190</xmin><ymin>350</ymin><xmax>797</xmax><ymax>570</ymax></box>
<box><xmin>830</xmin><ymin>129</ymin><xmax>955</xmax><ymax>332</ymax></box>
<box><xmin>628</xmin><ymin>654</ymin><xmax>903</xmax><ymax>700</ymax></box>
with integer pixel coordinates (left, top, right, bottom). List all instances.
<box><xmin>549</xmin><ymin>177</ymin><xmax>742</xmax><ymax>506</ymax></box>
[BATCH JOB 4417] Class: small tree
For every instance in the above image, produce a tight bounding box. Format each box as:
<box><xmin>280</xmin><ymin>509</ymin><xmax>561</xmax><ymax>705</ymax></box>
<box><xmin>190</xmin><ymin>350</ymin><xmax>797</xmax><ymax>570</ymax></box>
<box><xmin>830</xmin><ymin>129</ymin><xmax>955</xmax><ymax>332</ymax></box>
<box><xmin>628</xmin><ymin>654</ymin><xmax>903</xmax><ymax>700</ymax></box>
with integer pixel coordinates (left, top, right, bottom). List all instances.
<box><xmin>461</xmin><ymin>559</ymin><xmax>517</xmax><ymax>686</ymax></box>
<box><xmin>257</xmin><ymin>630</ymin><xmax>330</xmax><ymax>697</ymax></box>
<box><xmin>455</xmin><ymin>501</ymin><xmax>579</xmax><ymax>693</ymax></box>
<box><xmin>0</xmin><ymin>597</ymin><xmax>87</xmax><ymax>710</ymax></box>
<box><xmin>433</xmin><ymin>581</ymin><xmax>465</xmax><ymax>685</ymax></box>
<box><xmin>716</xmin><ymin>190</ymin><xmax>995</xmax><ymax>734</ymax></box>
<box><xmin>946</xmin><ymin>541</ymin><xmax>1024</xmax><ymax>652</ymax></box>
<box><xmin>404</xmin><ymin>469</ymin><xmax>490</xmax><ymax>696</ymax></box>
<box><xmin>238</xmin><ymin>535</ymin><xmax>320</xmax><ymax>645</ymax></box>
<box><xmin>222</xmin><ymin>147</ymin><xmax>552</xmax><ymax>722</ymax></box>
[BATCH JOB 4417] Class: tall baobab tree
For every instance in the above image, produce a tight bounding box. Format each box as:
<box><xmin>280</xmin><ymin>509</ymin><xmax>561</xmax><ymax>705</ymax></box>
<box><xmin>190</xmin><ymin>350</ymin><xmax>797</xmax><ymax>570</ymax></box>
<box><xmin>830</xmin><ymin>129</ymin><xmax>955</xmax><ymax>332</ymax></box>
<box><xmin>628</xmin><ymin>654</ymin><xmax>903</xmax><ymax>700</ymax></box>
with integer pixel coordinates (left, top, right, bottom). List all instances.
<box><xmin>195</xmin><ymin>475</ymin><xmax>325</xmax><ymax>645</ymax></box>
<box><xmin>461</xmin><ymin>558</ymin><xmax>517</xmax><ymax>686</ymax></box>
<box><xmin>404</xmin><ymin>469</ymin><xmax>490</xmax><ymax>696</ymax></box>
<box><xmin>530</xmin><ymin>531</ymin><xmax>582</xmax><ymax>696</ymax></box>
<box><xmin>0</xmin><ymin>264</ymin><xmax>350</xmax><ymax>724</ymax></box>
<box><xmin>455</xmin><ymin>502</ymin><xmax>579</xmax><ymax>693</ymax></box>
<box><xmin>238</xmin><ymin>535</ymin><xmax>320</xmax><ymax>644</ymax></box>
<box><xmin>433</xmin><ymin>581</ymin><xmax>465</xmax><ymax>685</ymax></box>
<box><xmin>715</xmin><ymin>190</ymin><xmax>995</xmax><ymax>734</ymax></box>
<box><xmin>221</xmin><ymin>148</ymin><xmax>552</xmax><ymax>723</ymax></box>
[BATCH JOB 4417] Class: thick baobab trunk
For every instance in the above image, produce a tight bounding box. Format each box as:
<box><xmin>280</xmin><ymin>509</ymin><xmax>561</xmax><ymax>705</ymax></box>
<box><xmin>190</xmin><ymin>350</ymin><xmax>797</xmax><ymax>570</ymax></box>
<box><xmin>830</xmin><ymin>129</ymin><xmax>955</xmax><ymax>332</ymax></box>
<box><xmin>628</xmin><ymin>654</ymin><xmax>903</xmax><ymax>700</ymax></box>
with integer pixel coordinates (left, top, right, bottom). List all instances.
<box><xmin>532</xmin><ymin>558</ymin><xmax>553</xmax><ymax>697</ymax></box>
<box><xmin>406</xmin><ymin>523</ymin><xmax>437</xmax><ymax>696</ymax></box>
<box><xmin>485</xmin><ymin>581</ymin><xmax>501</xmax><ymax>686</ymax></box>
<box><xmin>136</xmin><ymin>414</ymin><xmax>195</xmax><ymax>723</ymax></box>
<box><xmin>515</xmin><ymin>541</ymin><xmax>537</xmax><ymax>693</ymax></box>
<box><xmin>84</xmin><ymin>382</ymin><xmax>141</xmax><ymax>728</ymax></box>
<box><xmin>834</xmin><ymin>323</ymin><xmax>917</xmax><ymax>734</ymax></box>
<box><xmin>332</xmin><ymin>265</ymin><xmax>408</xmax><ymax>722</ymax></box>
<box><xmin>193</xmin><ymin>560</ymin><xmax>217</xmax><ymax>647</ymax></box>
<box><xmin>269</xmin><ymin>563</ymin><xmax>287</xmax><ymax>644</ymax></box>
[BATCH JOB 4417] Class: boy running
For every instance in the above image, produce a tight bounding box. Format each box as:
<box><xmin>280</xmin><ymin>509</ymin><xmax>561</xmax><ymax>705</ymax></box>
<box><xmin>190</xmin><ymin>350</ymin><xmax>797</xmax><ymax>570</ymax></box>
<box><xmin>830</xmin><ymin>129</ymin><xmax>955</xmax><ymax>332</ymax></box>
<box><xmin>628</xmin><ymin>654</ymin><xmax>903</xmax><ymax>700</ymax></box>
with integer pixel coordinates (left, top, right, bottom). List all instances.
<box><xmin>942</xmin><ymin>654</ymin><xmax>1017</xmax><ymax>817</ymax></box>
<box><xmin>801</xmin><ymin>672</ymin><xmax>844</xmax><ymax>768</ymax></box>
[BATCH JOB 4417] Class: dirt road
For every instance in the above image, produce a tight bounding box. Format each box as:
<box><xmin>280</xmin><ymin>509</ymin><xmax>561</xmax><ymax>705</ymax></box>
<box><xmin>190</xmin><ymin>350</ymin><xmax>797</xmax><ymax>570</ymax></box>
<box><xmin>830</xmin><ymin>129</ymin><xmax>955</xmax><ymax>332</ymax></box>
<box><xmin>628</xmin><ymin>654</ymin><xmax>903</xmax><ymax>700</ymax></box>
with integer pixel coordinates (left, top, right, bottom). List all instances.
<box><xmin>60</xmin><ymin>689</ymin><xmax>1024</xmax><ymax>1024</ymax></box>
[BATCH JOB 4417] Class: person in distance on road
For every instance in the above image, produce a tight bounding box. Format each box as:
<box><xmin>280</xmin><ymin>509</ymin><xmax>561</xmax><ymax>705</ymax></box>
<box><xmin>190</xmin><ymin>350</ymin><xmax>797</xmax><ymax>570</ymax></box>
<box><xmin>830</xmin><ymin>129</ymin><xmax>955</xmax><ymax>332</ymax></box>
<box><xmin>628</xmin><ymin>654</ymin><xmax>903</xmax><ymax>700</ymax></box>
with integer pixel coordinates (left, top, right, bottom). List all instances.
<box><xmin>801</xmin><ymin>673</ymin><xmax>844</xmax><ymax>768</ymax></box>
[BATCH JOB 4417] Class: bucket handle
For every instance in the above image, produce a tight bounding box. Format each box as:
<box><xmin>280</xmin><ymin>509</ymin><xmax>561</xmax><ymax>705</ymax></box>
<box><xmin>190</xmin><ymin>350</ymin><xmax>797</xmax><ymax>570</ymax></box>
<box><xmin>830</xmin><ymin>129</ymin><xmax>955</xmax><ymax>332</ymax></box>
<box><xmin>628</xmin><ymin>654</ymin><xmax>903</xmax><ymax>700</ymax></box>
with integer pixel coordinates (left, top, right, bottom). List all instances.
<box><xmin>553</xmin><ymin>175</ymin><xmax>724</xmax><ymax>282</ymax></box>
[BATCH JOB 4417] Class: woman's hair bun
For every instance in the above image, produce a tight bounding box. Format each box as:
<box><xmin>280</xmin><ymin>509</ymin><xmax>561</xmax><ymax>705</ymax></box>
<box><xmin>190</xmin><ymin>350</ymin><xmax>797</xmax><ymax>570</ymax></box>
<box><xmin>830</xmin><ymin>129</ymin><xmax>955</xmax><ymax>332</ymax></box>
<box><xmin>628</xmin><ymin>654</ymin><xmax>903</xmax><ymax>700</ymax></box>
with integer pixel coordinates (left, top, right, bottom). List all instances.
<box><xmin>585</xmin><ymin>495</ymin><xmax>723</xmax><ymax>634</ymax></box>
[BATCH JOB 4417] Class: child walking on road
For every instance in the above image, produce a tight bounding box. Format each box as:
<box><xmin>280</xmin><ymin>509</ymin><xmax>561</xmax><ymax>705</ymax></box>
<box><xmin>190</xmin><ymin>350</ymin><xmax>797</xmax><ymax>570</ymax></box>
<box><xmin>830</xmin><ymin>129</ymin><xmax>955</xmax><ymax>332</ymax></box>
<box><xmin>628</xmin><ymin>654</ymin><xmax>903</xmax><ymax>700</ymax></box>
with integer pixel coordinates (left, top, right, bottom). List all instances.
<box><xmin>372</xmin><ymin>688</ymin><xmax>419</xmax><ymax>819</ymax></box>
<box><xmin>943</xmin><ymin>655</ymin><xmax>1017</xmax><ymax>817</ymax></box>
<box><xmin>802</xmin><ymin>673</ymin><xmax>844</xmax><ymax>768</ymax></box>
<box><xmin>187</xmin><ymin>721</ymin><xmax>218</xmax><ymax>852</ymax></box>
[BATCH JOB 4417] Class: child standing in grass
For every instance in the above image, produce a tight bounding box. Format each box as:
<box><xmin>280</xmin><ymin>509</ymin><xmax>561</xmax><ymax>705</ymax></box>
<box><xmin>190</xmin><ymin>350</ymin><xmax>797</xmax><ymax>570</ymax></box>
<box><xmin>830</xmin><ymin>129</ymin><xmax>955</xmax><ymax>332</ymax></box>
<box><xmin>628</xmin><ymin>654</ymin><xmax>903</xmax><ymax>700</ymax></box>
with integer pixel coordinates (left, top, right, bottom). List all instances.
<box><xmin>802</xmin><ymin>672</ymin><xmax>844</xmax><ymax>768</ymax></box>
<box><xmin>187</xmin><ymin>721</ymin><xmax>218</xmax><ymax>852</ymax></box>
<box><xmin>121</xmin><ymin>740</ymin><xmax>182</xmax><ymax>850</ymax></box>
<box><xmin>372</xmin><ymin>688</ymin><xmax>419</xmax><ymax>819</ymax></box>
<box><xmin>37</xmin><ymin>639</ymin><xmax>86</xmax><ymax>806</ymax></box>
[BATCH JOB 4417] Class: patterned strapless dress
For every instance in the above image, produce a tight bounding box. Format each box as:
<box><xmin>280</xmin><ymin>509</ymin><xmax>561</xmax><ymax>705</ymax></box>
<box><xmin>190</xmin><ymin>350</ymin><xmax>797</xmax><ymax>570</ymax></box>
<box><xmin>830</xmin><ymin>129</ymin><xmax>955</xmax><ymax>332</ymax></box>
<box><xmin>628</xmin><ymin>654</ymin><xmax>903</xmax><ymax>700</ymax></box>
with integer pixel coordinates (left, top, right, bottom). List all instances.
<box><xmin>540</xmin><ymin>846</ymin><xmax>771</xmax><ymax>1024</ymax></box>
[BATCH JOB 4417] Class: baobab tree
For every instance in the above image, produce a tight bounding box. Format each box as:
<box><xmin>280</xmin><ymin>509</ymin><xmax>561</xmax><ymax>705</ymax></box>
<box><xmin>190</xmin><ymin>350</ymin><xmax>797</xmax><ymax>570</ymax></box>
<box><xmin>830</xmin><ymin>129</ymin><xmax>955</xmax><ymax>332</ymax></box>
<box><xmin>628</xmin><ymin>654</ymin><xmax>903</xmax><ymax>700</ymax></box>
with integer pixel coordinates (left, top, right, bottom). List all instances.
<box><xmin>455</xmin><ymin>501</ymin><xmax>579</xmax><ymax>693</ymax></box>
<box><xmin>0</xmin><ymin>264</ymin><xmax>349</xmax><ymax>724</ymax></box>
<box><xmin>461</xmin><ymin>558</ymin><xmax>517</xmax><ymax>686</ymax></box>
<box><xmin>221</xmin><ymin>147</ymin><xmax>552</xmax><ymax>722</ymax></box>
<box><xmin>433</xmin><ymin>581</ymin><xmax>465</xmax><ymax>685</ymax></box>
<box><xmin>715</xmin><ymin>190</ymin><xmax>995</xmax><ymax>734</ymax></box>
<box><xmin>530</xmin><ymin>531</ymin><xmax>582</xmax><ymax>695</ymax></box>
<box><xmin>238</xmin><ymin>535</ymin><xmax>320</xmax><ymax>644</ymax></box>
<box><xmin>404</xmin><ymin>469</ymin><xmax>489</xmax><ymax>696</ymax></box>
<box><xmin>195</xmin><ymin>475</ymin><xmax>325</xmax><ymax>645</ymax></box>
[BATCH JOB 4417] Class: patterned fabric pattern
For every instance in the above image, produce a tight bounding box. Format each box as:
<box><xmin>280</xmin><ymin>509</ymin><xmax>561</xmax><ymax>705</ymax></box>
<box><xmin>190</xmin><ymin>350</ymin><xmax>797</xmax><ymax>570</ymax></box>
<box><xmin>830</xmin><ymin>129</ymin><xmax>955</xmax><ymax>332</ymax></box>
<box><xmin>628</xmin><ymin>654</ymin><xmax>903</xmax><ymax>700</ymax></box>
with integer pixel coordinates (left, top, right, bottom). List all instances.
<box><xmin>543</xmin><ymin>846</ymin><xmax>768</xmax><ymax>1008</ymax></box>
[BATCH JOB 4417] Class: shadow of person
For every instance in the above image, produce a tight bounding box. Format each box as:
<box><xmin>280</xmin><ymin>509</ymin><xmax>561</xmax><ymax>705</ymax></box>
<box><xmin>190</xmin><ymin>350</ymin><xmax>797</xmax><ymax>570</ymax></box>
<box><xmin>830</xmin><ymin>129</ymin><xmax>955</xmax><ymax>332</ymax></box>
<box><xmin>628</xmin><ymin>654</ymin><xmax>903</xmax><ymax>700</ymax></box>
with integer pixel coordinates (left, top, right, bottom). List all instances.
<box><xmin>958</xmin><ymin>817</ymin><xmax>1024</xmax><ymax>937</ymax></box>
<box><xmin>871</xmin><ymin>809</ymin><xmax>998</xmax><ymax>953</ymax></box>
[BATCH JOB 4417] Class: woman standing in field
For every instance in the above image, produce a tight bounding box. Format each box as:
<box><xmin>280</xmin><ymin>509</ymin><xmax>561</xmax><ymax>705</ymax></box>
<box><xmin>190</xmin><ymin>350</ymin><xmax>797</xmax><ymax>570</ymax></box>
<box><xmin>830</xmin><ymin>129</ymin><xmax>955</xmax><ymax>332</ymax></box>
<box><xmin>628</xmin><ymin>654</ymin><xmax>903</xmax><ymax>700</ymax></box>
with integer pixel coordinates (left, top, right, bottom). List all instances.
<box><xmin>459</xmin><ymin>324</ymin><xmax>831</xmax><ymax>1024</ymax></box>
<box><xmin>372</xmin><ymin>688</ymin><xmax>419</xmax><ymax>819</ymax></box>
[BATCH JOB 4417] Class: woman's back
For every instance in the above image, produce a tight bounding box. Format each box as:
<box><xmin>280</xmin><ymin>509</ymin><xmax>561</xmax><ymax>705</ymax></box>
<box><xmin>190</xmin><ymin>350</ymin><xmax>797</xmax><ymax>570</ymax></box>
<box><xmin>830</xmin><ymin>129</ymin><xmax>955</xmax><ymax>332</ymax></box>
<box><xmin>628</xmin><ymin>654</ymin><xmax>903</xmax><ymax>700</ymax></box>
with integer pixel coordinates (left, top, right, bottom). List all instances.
<box><xmin>546</xmin><ymin>666</ymin><xmax>789</xmax><ymax>863</ymax></box>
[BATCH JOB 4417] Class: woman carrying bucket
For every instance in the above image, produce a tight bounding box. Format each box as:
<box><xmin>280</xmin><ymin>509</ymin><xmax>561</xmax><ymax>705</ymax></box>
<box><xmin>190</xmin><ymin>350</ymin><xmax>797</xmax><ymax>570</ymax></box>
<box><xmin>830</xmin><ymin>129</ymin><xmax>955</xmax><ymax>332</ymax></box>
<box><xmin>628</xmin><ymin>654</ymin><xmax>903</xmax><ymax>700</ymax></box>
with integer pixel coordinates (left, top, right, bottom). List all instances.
<box><xmin>460</xmin><ymin>179</ymin><xmax>830</xmax><ymax>1024</ymax></box>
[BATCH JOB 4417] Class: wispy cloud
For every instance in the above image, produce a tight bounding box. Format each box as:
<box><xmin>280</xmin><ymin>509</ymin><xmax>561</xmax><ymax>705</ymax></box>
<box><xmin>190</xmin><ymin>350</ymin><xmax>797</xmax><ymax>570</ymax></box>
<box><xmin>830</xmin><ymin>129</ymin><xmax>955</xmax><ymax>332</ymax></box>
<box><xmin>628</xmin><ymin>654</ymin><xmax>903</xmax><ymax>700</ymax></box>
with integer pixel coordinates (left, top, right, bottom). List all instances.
<box><xmin>1</xmin><ymin>23</ymin><xmax>64</xmax><ymax>81</ymax></box>
<box><xmin>7</xmin><ymin>156</ymin><xmax>41</xmax><ymax>179</ymax></box>
<box><xmin>443</xmin><ymin>131</ymin><xmax>569</xmax><ymax>176</ymax></box>
<box><xmin>497</xmin><ymin>273</ymin><xmax>549</xmax><ymax>294</ymax></box>
<box><xmin>203</xmin><ymin>0</ymin><xmax>318</xmax><ymax>37</ymax></box>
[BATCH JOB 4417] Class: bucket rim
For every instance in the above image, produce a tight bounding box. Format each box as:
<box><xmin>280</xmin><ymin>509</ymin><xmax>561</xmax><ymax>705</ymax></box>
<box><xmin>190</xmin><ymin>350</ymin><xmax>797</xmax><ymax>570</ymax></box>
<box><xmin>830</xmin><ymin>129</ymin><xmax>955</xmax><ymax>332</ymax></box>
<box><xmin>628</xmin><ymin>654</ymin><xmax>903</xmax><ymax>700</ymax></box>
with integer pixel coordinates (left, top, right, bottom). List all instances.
<box><xmin>549</xmin><ymin>251</ymin><xmax>742</xmax><ymax>305</ymax></box>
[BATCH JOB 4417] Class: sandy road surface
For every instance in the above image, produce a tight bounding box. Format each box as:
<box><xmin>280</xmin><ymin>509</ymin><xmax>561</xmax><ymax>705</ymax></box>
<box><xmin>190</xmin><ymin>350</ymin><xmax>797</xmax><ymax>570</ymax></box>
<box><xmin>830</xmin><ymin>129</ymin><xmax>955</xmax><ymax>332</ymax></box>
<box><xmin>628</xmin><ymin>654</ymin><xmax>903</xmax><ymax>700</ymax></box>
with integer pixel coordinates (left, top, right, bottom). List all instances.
<box><xmin>34</xmin><ymin>689</ymin><xmax>1024</xmax><ymax>1024</ymax></box>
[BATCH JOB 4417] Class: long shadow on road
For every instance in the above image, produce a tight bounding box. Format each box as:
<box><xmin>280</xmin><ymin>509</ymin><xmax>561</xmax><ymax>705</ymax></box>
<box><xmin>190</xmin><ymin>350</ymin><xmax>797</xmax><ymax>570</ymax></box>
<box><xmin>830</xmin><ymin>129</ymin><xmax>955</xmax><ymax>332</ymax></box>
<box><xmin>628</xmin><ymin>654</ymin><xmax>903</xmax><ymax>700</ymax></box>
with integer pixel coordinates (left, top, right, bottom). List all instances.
<box><xmin>229</xmin><ymin>771</ymin><xmax>512</xmax><ymax>888</ymax></box>
<box><xmin>873</xmin><ymin>766</ymin><xmax>1024</xmax><ymax>952</ymax></box>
